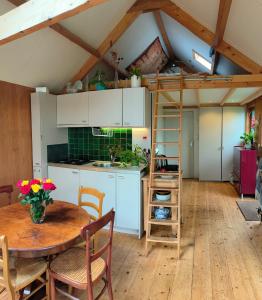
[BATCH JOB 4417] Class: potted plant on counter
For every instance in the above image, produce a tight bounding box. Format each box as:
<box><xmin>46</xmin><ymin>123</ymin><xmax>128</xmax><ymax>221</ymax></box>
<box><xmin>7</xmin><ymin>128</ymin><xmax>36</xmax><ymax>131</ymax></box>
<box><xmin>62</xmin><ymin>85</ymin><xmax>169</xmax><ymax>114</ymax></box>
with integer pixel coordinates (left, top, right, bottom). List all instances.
<box><xmin>130</xmin><ymin>67</ymin><xmax>142</xmax><ymax>88</ymax></box>
<box><xmin>240</xmin><ymin>132</ymin><xmax>254</xmax><ymax>149</ymax></box>
<box><xmin>119</xmin><ymin>145</ymin><xmax>147</xmax><ymax>167</ymax></box>
<box><xmin>17</xmin><ymin>178</ymin><xmax>56</xmax><ymax>224</ymax></box>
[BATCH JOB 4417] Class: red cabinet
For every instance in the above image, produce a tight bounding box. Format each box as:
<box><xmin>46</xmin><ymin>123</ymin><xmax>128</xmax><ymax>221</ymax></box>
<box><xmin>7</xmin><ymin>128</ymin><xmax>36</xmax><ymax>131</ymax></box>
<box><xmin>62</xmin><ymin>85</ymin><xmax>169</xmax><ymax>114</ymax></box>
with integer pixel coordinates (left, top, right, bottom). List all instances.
<box><xmin>233</xmin><ymin>147</ymin><xmax>257</xmax><ymax>197</ymax></box>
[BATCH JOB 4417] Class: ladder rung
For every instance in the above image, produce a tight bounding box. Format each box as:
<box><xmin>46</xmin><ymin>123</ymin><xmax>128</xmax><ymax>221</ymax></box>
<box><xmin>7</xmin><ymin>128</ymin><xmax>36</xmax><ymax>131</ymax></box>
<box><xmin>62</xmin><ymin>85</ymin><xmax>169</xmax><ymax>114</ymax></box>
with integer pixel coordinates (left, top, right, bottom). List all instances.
<box><xmin>153</xmin><ymin>128</ymin><xmax>181</xmax><ymax>131</ymax></box>
<box><xmin>153</xmin><ymin>157</ymin><xmax>180</xmax><ymax>160</ymax></box>
<box><xmin>150</xmin><ymin>201</ymin><xmax>178</xmax><ymax>207</ymax></box>
<box><xmin>153</xmin><ymin>142</ymin><xmax>179</xmax><ymax>145</ymax></box>
<box><xmin>156</xmin><ymin>102</ymin><xmax>179</xmax><ymax>106</ymax></box>
<box><xmin>152</xmin><ymin>172</ymin><xmax>180</xmax><ymax>176</ymax></box>
<box><xmin>150</xmin><ymin>187</ymin><xmax>179</xmax><ymax>191</ymax></box>
<box><xmin>149</xmin><ymin>218</ymin><xmax>178</xmax><ymax>225</ymax></box>
<box><xmin>155</xmin><ymin>114</ymin><xmax>181</xmax><ymax>118</ymax></box>
<box><xmin>147</xmin><ymin>235</ymin><xmax>178</xmax><ymax>244</ymax></box>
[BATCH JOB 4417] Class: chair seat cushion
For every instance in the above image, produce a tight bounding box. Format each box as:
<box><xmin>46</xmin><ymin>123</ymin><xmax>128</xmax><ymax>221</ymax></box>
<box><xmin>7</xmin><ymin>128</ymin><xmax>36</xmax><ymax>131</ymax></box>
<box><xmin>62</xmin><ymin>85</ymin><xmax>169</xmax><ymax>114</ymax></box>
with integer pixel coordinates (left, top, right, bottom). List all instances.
<box><xmin>0</xmin><ymin>258</ymin><xmax>47</xmax><ymax>291</ymax></box>
<box><xmin>50</xmin><ymin>247</ymin><xmax>106</xmax><ymax>284</ymax></box>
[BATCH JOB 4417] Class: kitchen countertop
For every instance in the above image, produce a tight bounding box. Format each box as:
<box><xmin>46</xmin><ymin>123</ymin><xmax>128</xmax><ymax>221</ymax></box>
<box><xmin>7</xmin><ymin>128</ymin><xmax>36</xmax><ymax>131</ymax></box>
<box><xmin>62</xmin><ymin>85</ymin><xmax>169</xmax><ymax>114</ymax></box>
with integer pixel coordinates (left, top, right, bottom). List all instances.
<box><xmin>48</xmin><ymin>162</ymin><xmax>146</xmax><ymax>174</ymax></box>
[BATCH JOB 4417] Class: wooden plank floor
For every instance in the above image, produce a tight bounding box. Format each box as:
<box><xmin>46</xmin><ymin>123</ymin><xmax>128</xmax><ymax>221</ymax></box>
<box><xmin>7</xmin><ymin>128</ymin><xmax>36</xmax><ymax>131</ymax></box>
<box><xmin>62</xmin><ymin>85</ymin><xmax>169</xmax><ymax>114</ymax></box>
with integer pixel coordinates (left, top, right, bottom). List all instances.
<box><xmin>58</xmin><ymin>180</ymin><xmax>262</xmax><ymax>300</ymax></box>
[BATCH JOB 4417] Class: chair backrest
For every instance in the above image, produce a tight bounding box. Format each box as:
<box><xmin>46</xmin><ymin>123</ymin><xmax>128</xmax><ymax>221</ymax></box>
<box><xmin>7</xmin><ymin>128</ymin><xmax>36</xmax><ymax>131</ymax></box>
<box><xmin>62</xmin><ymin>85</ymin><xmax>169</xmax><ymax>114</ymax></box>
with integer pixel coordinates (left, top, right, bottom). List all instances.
<box><xmin>80</xmin><ymin>210</ymin><xmax>115</xmax><ymax>290</ymax></box>
<box><xmin>78</xmin><ymin>187</ymin><xmax>105</xmax><ymax>222</ymax></box>
<box><xmin>0</xmin><ymin>186</ymin><xmax>13</xmax><ymax>205</ymax></box>
<box><xmin>0</xmin><ymin>236</ymin><xmax>15</xmax><ymax>299</ymax></box>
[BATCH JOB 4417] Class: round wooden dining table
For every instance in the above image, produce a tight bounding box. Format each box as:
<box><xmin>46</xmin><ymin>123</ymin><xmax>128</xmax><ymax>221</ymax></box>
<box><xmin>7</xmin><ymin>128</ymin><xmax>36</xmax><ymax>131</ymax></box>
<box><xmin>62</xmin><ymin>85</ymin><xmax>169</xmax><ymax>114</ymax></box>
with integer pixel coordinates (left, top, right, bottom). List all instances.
<box><xmin>0</xmin><ymin>201</ymin><xmax>90</xmax><ymax>258</ymax></box>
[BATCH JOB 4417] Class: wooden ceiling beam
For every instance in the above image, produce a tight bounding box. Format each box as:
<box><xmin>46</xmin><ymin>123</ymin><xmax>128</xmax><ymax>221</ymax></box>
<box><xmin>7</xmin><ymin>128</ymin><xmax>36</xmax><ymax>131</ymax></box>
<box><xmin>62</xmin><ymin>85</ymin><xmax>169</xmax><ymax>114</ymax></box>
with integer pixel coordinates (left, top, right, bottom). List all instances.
<box><xmin>128</xmin><ymin>0</ymin><xmax>171</xmax><ymax>13</ymax></box>
<box><xmin>240</xmin><ymin>88</ymin><xmax>262</xmax><ymax>106</ymax></box>
<box><xmin>8</xmin><ymin>1</ymin><xmax>127</xmax><ymax>77</ymax></box>
<box><xmin>0</xmin><ymin>0</ymin><xmax>108</xmax><ymax>46</ymax></box>
<box><xmin>220</xmin><ymin>88</ymin><xmax>236</xmax><ymax>106</ymax></box>
<box><xmin>161</xmin><ymin>0</ymin><xmax>262</xmax><ymax>74</ymax></box>
<box><xmin>211</xmin><ymin>0</ymin><xmax>232</xmax><ymax>74</ymax></box>
<box><xmin>153</xmin><ymin>10</ymin><xmax>174</xmax><ymax>59</ymax></box>
<box><xmin>69</xmin><ymin>8</ymin><xmax>141</xmax><ymax>83</ymax></box>
<box><xmin>50</xmin><ymin>24</ymin><xmax>128</xmax><ymax>77</ymax></box>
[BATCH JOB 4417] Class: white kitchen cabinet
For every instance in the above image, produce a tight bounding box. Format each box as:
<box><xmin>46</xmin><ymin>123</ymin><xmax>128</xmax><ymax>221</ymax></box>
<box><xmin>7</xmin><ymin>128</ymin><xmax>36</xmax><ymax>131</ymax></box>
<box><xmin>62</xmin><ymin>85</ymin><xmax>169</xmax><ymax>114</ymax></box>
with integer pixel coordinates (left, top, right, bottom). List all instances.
<box><xmin>80</xmin><ymin>170</ymin><xmax>116</xmax><ymax>217</ymax></box>
<box><xmin>48</xmin><ymin>166</ymin><xmax>79</xmax><ymax>205</ymax></box>
<box><xmin>89</xmin><ymin>89</ymin><xmax>123</xmax><ymax>127</ymax></box>
<box><xmin>123</xmin><ymin>88</ymin><xmax>150</xmax><ymax>127</ymax></box>
<box><xmin>116</xmin><ymin>173</ymin><xmax>141</xmax><ymax>233</ymax></box>
<box><xmin>57</xmin><ymin>92</ymin><xmax>89</xmax><ymax>127</ymax></box>
<box><xmin>31</xmin><ymin>93</ymin><xmax>68</xmax><ymax>178</ymax></box>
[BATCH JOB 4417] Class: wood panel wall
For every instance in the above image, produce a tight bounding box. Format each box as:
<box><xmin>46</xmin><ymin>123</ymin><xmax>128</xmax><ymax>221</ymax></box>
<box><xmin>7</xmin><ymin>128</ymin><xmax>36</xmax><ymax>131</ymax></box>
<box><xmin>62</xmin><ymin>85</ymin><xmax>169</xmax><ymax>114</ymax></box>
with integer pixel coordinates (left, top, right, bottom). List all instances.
<box><xmin>254</xmin><ymin>97</ymin><xmax>262</xmax><ymax>157</ymax></box>
<box><xmin>0</xmin><ymin>81</ymin><xmax>33</xmax><ymax>206</ymax></box>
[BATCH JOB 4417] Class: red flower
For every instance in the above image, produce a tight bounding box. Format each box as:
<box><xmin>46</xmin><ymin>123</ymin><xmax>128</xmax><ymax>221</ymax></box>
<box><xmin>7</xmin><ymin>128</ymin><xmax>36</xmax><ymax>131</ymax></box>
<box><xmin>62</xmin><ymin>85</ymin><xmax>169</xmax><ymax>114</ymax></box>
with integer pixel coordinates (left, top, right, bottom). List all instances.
<box><xmin>17</xmin><ymin>180</ymin><xmax>22</xmax><ymax>187</ymax></box>
<box><xmin>20</xmin><ymin>185</ymin><xmax>31</xmax><ymax>195</ymax></box>
<box><xmin>30</xmin><ymin>179</ymin><xmax>41</xmax><ymax>185</ymax></box>
<box><xmin>43</xmin><ymin>182</ymin><xmax>56</xmax><ymax>191</ymax></box>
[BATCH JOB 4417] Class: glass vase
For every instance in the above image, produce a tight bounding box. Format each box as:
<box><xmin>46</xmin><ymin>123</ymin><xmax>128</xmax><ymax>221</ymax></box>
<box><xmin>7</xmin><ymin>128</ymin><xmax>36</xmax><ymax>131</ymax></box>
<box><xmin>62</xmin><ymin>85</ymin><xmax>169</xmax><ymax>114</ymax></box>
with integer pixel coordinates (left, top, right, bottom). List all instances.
<box><xmin>30</xmin><ymin>203</ymin><xmax>46</xmax><ymax>224</ymax></box>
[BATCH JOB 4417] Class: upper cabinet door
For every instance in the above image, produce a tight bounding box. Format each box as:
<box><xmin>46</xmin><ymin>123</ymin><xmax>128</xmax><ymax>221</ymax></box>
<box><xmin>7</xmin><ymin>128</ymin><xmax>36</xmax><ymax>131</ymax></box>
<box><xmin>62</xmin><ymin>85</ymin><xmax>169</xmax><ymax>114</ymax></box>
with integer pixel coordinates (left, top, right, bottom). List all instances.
<box><xmin>89</xmin><ymin>89</ymin><xmax>123</xmax><ymax>127</ymax></box>
<box><xmin>57</xmin><ymin>92</ymin><xmax>89</xmax><ymax>127</ymax></box>
<box><xmin>123</xmin><ymin>88</ymin><xmax>150</xmax><ymax>127</ymax></box>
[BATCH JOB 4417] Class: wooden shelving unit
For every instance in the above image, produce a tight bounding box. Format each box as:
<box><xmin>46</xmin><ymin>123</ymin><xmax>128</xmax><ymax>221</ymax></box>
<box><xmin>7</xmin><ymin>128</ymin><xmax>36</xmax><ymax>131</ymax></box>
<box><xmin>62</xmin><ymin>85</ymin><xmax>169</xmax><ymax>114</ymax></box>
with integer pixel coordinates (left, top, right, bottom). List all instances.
<box><xmin>145</xmin><ymin>75</ymin><xmax>183</xmax><ymax>259</ymax></box>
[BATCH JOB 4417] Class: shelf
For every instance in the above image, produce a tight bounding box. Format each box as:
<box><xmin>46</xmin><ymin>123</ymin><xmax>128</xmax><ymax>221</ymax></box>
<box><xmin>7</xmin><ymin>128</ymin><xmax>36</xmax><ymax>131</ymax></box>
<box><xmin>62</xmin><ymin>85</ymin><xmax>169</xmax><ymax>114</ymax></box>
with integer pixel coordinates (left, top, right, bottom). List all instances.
<box><xmin>149</xmin><ymin>201</ymin><xmax>178</xmax><ymax>207</ymax></box>
<box><xmin>147</xmin><ymin>235</ymin><xmax>178</xmax><ymax>244</ymax></box>
<box><xmin>148</xmin><ymin>218</ymin><xmax>178</xmax><ymax>225</ymax></box>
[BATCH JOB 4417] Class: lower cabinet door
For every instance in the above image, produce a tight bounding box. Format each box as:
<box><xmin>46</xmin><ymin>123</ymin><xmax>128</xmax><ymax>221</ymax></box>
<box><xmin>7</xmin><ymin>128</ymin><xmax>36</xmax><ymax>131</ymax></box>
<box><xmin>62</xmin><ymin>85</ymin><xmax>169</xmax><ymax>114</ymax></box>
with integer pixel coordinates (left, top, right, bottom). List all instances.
<box><xmin>116</xmin><ymin>174</ymin><xmax>140</xmax><ymax>230</ymax></box>
<box><xmin>80</xmin><ymin>170</ymin><xmax>116</xmax><ymax>218</ymax></box>
<box><xmin>48</xmin><ymin>166</ymin><xmax>79</xmax><ymax>205</ymax></box>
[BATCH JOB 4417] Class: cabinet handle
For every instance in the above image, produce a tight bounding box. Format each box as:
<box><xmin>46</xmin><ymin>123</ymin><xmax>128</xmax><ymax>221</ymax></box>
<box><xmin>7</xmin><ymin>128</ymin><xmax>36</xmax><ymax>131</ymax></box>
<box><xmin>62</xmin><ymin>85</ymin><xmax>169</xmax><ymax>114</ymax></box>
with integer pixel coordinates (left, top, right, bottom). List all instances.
<box><xmin>81</xmin><ymin>120</ymin><xmax>87</xmax><ymax>123</ymax></box>
<box><xmin>118</xmin><ymin>176</ymin><xmax>125</xmax><ymax>179</ymax></box>
<box><xmin>114</xmin><ymin>122</ymin><xmax>120</xmax><ymax>125</ymax></box>
<box><xmin>72</xmin><ymin>171</ymin><xmax>79</xmax><ymax>174</ymax></box>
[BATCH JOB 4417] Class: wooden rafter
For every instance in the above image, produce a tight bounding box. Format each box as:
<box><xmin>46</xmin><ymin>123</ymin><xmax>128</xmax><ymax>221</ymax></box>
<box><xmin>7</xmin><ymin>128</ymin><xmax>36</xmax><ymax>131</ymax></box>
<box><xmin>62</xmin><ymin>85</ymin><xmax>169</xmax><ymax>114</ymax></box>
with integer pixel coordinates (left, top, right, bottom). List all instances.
<box><xmin>220</xmin><ymin>88</ymin><xmax>236</xmax><ymax>106</ymax></box>
<box><xmin>8</xmin><ymin>0</ymin><xmax>127</xmax><ymax>77</ymax></box>
<box><xmin>211</xmin><ymin>0</ymin><xmax>232</xmax><ymax>74</ymax></box>
<box><xmin>70</xmin><ymin>8</ymin><xmax>141</xmax><ymax>83</ymax></box>
<box><xmin>128</xmin><ymin>0</ymin><xmax>171</xmax><ymax>13</ymax></box>
<box><xmin>160</xmin><ymin>1</ymin><xmax>262</xmax><ymax>74</ymax></box>
<box><xmin>240</xmin><ymin>88</ymin><xmax>262</xmax><ymax>105</ymax></box>
<box><xmin>0</xmin><ymin>0</ymin><xmax>108</xmax><ymax>46</ymax></box>
<box><xmin>153</xmin><ymin>11</ymin><xmax>174</xmax><ymax>59</ymax></box>
<box><xmin>161</xmin><ymin>91</ymin><xmax>177</xmax><ymax>103</ymax></box>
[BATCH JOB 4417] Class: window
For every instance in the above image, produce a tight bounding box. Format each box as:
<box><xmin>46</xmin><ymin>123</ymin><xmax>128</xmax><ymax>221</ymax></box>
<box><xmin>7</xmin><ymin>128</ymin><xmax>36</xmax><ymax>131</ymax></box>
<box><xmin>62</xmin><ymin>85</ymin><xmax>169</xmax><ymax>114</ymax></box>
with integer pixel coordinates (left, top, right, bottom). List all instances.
<box><xmin>192</xmin><ymin>50</ymin><xmax>212</xmax><ymax>71</ymax></box>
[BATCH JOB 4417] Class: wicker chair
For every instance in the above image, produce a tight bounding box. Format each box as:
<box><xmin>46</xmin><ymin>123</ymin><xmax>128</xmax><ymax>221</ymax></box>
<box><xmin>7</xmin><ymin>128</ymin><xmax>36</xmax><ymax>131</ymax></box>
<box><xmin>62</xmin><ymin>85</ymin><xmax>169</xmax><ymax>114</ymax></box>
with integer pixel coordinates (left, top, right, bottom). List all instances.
<box><xmin>49</xmin><ymin>209</ymin><xmax>115</xmax><ymax>300</ymax></box>
<box><xmin>0</xmin><ymin>235</ymin><xmax>49</xmax><ymax>300</ymax></box>
<box><xmin>0</xmin><ymin>185</ymin><xmax>13</xmax><ymax>205</ymax></box>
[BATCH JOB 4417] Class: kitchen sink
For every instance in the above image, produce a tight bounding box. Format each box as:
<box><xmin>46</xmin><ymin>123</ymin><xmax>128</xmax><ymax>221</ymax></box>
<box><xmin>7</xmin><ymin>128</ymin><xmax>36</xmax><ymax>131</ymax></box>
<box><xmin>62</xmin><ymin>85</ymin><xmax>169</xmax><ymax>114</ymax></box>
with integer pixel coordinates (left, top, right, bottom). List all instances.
<box><xmin>92</xmin><ymin>161</ymin><xmax>121</xmax><ymax>168</ymax></box>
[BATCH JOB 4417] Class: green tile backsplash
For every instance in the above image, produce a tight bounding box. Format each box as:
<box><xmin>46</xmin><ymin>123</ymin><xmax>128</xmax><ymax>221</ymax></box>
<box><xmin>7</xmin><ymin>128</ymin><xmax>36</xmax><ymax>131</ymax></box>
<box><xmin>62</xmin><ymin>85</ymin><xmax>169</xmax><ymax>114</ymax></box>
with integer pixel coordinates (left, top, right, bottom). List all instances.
<box><xmin>68</xmin><ymin>128</ymin><xmax>132</xmax><ymax>161</ymax></box>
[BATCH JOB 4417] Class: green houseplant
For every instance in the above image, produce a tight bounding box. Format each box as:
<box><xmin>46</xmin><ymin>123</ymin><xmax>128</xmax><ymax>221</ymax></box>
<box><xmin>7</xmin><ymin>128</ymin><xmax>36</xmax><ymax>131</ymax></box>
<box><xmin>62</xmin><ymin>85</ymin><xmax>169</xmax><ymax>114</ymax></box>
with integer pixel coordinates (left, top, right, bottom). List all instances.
<box><xmin>130</xmin><ymin>67</ymin><xmax>142</xmax><ymax>88</ymax></box>
<box><xmin>119</xmin><ymin>145</ymin><xmax>147</xmax><ymax>167</ymax></box>
<box><xmin>17</xmin><ymin>178</ymin><xmax>56</xmax><ymax>224</ymax></box>
<box><xmin>240</xmin><ymin>132</ymin><xmax>254</xmax><ymax>149</ymax></box>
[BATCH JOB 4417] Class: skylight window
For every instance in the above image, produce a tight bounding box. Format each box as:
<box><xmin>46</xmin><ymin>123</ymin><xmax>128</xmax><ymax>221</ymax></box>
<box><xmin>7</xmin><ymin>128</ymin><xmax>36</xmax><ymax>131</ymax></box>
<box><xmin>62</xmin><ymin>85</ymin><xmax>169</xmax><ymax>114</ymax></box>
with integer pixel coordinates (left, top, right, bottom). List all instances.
<box><xmin>192</xmin><ymin>50</ymin><xmax>212</xmax><ymax>71</ymax></box>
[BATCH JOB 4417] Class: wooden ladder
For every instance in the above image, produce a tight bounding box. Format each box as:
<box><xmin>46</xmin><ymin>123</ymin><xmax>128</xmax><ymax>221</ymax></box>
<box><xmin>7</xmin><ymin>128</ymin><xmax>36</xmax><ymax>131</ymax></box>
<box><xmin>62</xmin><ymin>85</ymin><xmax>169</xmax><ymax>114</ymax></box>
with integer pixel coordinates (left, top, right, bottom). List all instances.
<box><xmin>145</xmin><ymin>75</ymin><xmax>183</xmax><ymax>258</ymax></box>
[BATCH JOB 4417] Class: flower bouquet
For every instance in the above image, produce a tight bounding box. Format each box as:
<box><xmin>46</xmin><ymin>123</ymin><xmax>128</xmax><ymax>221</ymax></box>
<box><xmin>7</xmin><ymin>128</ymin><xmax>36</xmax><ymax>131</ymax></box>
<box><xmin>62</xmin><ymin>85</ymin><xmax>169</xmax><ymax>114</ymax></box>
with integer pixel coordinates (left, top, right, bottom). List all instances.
<box><xmin>17</xmin><ymin>178</ymin><xmax>56</xmax><ymax>224</ymax></box>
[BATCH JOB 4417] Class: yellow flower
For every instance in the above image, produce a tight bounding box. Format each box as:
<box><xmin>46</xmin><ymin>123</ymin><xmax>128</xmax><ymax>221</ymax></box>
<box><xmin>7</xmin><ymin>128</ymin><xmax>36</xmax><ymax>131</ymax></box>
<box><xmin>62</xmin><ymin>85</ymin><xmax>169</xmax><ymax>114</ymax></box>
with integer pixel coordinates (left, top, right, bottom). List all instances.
<box><xmin>45</xmin><ymin>178</ymin><xmax>52</xmax><ymax>183</ymax></box>
<box><xmin>22</xmin><ymin>180</ymin><xmax>29</xmax><ymax>186</ymax></box>
<box><xmin>31</xmin><ymin>184</ymin><xmax>40</xmax><ymax>193</ymax></box>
